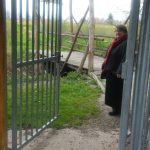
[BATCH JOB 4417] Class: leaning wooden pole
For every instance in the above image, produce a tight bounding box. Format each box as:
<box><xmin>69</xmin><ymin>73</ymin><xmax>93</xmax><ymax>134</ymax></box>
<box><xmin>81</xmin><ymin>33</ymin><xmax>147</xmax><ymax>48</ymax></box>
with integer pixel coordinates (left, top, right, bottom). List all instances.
<box><xmin>61</xmin><ymin>7</ymin><xmax>89</xmax><ymax>72</ymax></box>
<box><xmin>88</xmin><ymin>0</ymin><xmax>95</xmax><ymax>73</ymax></box>
<box><xmin>0</xmin><ymin>0</ymin><xmax>7</xmax><ymax>149</ymax></box>
<box><xmin>78</xmin><ymin>44</ymin><xmax>89</xmax><ymax>72</ymax></box>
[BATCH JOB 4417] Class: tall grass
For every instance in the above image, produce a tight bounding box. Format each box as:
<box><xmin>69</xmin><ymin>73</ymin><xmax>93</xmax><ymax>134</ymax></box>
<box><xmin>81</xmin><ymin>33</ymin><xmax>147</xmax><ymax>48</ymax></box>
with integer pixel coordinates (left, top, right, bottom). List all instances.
<box><xmin>6</xmin><ymin>19</ymin><xmax>115</xmax><ymax>72</ymax></box>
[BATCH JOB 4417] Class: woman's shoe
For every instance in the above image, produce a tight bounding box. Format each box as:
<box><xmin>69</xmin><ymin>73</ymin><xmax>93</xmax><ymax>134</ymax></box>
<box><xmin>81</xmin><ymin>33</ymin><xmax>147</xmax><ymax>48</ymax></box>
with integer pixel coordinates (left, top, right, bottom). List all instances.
<box><xmin>109</xmin><ymin>110</ymin><xmax>120</xmax><ymax>116</ymax></box>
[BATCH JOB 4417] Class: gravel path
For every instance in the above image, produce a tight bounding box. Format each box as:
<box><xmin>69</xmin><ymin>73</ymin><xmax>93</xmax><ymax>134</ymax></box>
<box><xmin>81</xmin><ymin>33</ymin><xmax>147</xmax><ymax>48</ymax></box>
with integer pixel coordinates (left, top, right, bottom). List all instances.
<box><xmin>23</xmin><ymin>94</ymin><xmax>121</xmax><ymax>150</ymax></box>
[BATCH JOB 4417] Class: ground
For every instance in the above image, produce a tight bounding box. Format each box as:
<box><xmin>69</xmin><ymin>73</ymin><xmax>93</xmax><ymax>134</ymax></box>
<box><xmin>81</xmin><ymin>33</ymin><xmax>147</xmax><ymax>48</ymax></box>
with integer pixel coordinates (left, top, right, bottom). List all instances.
<box><xmin>23</xmin><ymin>94</ymin><xmax>120</xmax><ymax>150</ymax></box>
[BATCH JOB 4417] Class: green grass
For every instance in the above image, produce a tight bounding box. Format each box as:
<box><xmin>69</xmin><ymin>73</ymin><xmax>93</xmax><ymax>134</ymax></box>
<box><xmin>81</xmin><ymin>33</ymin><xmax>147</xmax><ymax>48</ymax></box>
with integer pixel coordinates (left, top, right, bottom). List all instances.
<box><xmin>51</xmin><ymin>72</ymin><xmax>101</xmax><ymax>128</ymax></box>
<box><xmin>7</xmin><ymin>72</ymin><xmax>101</xmax><ymax>129</ymax></box>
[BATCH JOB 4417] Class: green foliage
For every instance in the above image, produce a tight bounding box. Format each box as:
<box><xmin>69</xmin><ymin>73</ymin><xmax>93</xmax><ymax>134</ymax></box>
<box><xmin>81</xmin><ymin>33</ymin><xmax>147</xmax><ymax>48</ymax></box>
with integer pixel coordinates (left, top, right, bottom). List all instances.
<box><xmin>107</xmin><ymin>13</ymin><xmax>114</xmax><ymax>25</ymax></box>
<box><xmin>7</xmin><ymin>72</ymin><xmax>101</xmax><ymax>129</ymax></box>
<box><xmin>51</xmin><ymin>72</ymin><xmax>101</xmax><ymax>128</ymax></box>
<box><xmin>61</xmin><ymin>22</ymin><xmax>115</xmax><ymax>57</ymax></box>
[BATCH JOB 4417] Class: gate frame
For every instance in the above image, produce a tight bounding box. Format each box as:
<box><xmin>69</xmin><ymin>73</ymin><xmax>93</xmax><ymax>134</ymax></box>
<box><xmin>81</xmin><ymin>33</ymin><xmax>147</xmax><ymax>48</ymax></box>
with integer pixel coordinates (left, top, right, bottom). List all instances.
<box><xmin>10</xmin><ymin>0</ymin><xmax>62</xmax><ymax>149</ymax></box>
<box><xmin>0</xmin><ymin>0</ymin><xmax>7</xmax><ymax>149</ymax></box>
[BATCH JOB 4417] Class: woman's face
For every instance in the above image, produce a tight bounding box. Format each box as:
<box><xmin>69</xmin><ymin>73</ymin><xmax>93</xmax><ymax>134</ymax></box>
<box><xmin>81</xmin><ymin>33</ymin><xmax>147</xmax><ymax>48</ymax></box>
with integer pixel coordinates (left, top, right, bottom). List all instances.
<box><xmin>115</xmin><ymin>30</ymin><xmax>126</xmax><ymax>38</ymax></box>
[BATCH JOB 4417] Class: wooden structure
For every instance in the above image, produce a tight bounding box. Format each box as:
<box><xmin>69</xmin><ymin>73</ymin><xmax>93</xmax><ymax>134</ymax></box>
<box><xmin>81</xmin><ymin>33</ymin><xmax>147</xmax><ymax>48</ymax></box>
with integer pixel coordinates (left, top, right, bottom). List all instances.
<box><xmin>0</xmin><ymin>0</ymin><xmax>7</xmax><ymax>149</ymax></box>
<box><xmin>61</xmin><ymin>0</ymin><xmax>96</xmax><ymax>74</ymax></box>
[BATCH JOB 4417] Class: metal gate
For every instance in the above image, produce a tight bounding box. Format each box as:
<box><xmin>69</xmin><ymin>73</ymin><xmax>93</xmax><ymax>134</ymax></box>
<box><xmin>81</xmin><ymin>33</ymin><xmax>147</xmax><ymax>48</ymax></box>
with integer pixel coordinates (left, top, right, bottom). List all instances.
<box><xmin>10</xmin><ymin>0</ymin><xmax>62</xmax><ymax>149</ymax></box>
<box><xmin>119</xmin><ymin>0</ymin><xmax>150</xmax><ymax>149</ymax></box>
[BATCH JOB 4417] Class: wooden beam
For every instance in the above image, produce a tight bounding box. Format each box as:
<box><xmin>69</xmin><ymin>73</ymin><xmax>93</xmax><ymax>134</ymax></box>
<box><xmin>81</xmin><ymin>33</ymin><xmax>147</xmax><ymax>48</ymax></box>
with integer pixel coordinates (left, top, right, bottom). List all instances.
<box><xmin>78</xmin><ymin>44</ymin><xmax>89</xmax><ymax>72</ymax></box>
<box><xmin>61</xmin><ymin>7</ymin><xmax>89</xmax><ymax>72</ymax></box>
<box><xmin>72</xmin><ymin>16</ymin><xmax>84</xmax><ymax>34</ymax></box>
<box><xmin>88</xmin><ymin>0</ymin><xmax>95</xmax><ymax>73</ymax></box>
<box><xmin>90</xmin><ymin>72</ymin><xmax>105</xmax><ymax>93</ymax></box>
<box><xmin>0</xmin><ymin>0</ymin><xmax>7</xmax><ymax>149</ymax></box>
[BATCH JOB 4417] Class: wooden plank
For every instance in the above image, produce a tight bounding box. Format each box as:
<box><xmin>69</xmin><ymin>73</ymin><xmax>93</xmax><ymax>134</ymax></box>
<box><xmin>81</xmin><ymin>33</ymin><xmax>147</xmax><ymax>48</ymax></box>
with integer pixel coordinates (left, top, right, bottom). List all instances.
<box><xmin>61</xmin><ymin>33</ymin><xmax>104</xmax><ymax>40</ymax></box>
<box><xmin>78</xmin><ymin>44</ymin><xmax>89</xmax><ymax>72</ymax></box>
<box><xmin>0</xmin><ymin>0</ymin><xmax>7</xmax><ymax>149</ymax></box>
<box><xmin>90</xmin><ymin>72</ymin><xmax>105</xmax><ymax>93</ymax></box>
<box><xmin>61</xmin><ymin>51</ymin><xmax>104</xmax><ymax>71</ymax></box>
<box><xmin>38</xmin><ymin>50</ymin><xmax>104</xmax><ymax>72</ymax></box>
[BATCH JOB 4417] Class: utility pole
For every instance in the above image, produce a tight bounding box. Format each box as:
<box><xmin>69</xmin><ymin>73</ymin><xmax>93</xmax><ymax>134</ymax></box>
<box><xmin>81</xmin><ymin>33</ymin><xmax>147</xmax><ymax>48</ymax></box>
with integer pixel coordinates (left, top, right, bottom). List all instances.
<box><xmin>0</xmin><ymin>0</ymin><xmax>7</xmax><ymax>149</ymax></box>
<box><xmin>88</xmin><ymin>0</ymin><xmax>95</xmax><ymax>73</ymax></box>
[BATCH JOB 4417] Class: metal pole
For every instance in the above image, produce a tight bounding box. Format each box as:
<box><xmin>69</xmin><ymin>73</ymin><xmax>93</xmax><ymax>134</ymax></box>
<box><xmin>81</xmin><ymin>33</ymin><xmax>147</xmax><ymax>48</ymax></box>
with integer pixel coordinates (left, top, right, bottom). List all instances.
<box><xmin>119</xmin><ymin>0</ymin><xmax>140</xmax><ymax>149</ymax></box>
<box><xmin>0</xmin><ymin>0</ymin><xmax>7</xmax><ymax>149</ymax></box>
<box><xmin>130</xmin><ymin>0</ymin><xmax>150</xmax><ymax>148</ymax></box>
<box><xmin>11</xmin><ymin>0</ymin><xmax>17</xmax><ymax>148</ymax></box>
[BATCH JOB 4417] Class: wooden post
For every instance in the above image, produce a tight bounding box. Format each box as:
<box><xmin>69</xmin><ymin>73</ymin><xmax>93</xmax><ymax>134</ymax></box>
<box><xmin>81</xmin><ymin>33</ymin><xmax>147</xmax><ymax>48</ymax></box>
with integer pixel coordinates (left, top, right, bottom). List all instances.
<box><xmin>0</xmin><ymin>0</ymin><xmax>7</xmax><ymax>149</ymax></box>
<box><xmin>78</xmin><ymin>44</ymin><xmax>89</xmax><ymax>72</ymax></box>
<box><xmin>61</xmin><ymin>7</ymin><xmax>89</xmax><ymax>72</ymax></box>
<box><xmin>69</xmin><ymin>0</ymin><xmax>74</xmax><ymax>41</ymax></box>
<box><xmin>88</xmin><ymin>0</ymin><xmax>95</xmax><ymax>73</ymax></box>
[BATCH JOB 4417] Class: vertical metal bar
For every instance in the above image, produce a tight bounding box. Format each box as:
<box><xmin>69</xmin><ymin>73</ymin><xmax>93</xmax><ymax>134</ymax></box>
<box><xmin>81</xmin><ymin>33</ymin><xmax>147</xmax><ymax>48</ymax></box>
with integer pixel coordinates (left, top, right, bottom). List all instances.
<box><xmin>25</xmin><ymin>0</ymin><xmax>29</xmax><ymax>140</ymax></box>
<box><xmin>119</xmin><ymin>0</ymin><xmax>140</xmax><ymax>149</ymax></box>
<box><xmin>148</xmin><ymin>116</ymin><xmax>150</xmax><ymax>150</ymax></box>
<box><xmin>11</xmin><ymin>0</ymin><xmax>18</xmax><ymax>148</ymax></box>
<box><xmin>144</xmin><ymin>78</ymin><xmax>150</xmax><ymax>145</ymax></box>
<box><xmin>36</xmin><ymin>0</ymin><xmax>40</xmax><ymax>132</ymax></box>
<box><xmin>19</xmin><ymin>0</ymin><xmax>23</xmax><ymax>145</ymax></box>
<box><xmin>49</xmin><ymin>0</ymin><xmax>54</xmax><ymax>120</ymax></box>
<box><xmin>55</xmin><ymin>0</ymin><xmax>62</xmax><ymax>116</ymax></box>
<box><xmin>41</xmin><ymin>0</ymin><xmax>46</xmax><ymax>127</ymax></box>
<box><xmin>31</xmin><ymin>0</ymin><xmax>35</xmax><ymax>136</ymax></box>
<box><xmin>55</xmin><ymin>0</ymin><xmax>58</xmax><ymax>54</ymax></box>
<box><xmin>49</xmin><ymin>61</ymin><xmax>53</xmax><ymax>120</ymax></box>
<box><xmin>0</xmin><ymin>0</ymin><xmax>7</xmax><ymax>149</ymax></box>
<box><xmin>45</xmin><ymin>0</ymin><xmax>50</xmax><ymax>125</ymax></box>
<box><xmin>130</xmin><ymin>1</ymin><xmax>150</xmax><ymax>149</ymax></box>
<box><xmin>53</xmin><ymin>0</ymin><xmax>59</xmax><ymax>117</ymax></box>
<box><xmin>51</xmin><ymin>0</ymin><xmax>54</xmax><ymax>56</ymax></box>
<box><xmin>136</xmin><ymin>0</ymin><xmax>150</xmax><ymax>146</ymax></box>
<box><xmin>58</xmin><ymin>0</ymin><xmax>62</xmax><ymax>54</ymax></box>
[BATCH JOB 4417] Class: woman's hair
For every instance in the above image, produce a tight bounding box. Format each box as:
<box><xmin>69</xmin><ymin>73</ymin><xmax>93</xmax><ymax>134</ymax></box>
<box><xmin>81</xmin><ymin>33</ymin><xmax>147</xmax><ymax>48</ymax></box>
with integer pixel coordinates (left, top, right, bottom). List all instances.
<box><xmin>116</xmin><ymin>25</ymin><xmax>127</xmax><ymax>34</ymax></box>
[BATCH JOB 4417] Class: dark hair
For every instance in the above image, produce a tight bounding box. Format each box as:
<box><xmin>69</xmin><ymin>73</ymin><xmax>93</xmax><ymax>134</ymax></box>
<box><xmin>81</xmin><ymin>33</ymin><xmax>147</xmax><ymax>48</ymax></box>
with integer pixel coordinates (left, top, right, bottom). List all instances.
<box><xmin>116</xmin><ymin>25</ymin><xmax>127</xmax><ymax>34</ymax></box>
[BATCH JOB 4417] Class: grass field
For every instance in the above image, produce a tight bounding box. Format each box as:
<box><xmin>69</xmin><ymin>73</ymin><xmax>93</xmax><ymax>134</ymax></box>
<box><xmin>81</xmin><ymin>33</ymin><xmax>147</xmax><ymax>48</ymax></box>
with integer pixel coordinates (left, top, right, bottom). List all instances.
<box><xmin>7</xmin><ymin>72</ymin><xmax>101</xmax><ymax>129</ymax></box>
<box><xmin>6</xmin><ymin>20</ymin><xmax>114</xmax><ymax>56</ymax></box>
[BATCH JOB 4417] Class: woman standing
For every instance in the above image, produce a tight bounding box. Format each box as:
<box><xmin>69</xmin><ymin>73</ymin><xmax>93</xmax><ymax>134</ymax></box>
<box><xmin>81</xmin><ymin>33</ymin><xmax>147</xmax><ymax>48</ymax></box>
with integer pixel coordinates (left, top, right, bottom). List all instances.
<box><xmin>101</xmin><ymin>25</ymin><xmax>128</xmax><ymax>116</ymax></box>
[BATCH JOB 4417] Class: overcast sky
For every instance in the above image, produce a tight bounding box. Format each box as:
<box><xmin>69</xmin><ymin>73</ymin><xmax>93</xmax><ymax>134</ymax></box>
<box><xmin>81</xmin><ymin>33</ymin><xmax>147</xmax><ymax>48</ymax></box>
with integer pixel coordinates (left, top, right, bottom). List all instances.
<box><xmin>62</xmin><ymin>0</ymin><xmax>132</xmax><ymax>21</ymax></box>
<box><xmin>6</xmin><ymin>0</ymin><xmax>132</xmax><ymax>21</ymax></box>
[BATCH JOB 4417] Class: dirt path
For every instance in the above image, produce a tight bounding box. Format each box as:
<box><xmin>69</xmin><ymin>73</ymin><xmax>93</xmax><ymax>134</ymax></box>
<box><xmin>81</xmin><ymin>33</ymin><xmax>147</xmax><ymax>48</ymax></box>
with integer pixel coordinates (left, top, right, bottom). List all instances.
<box><xmin>23</xmin><ymin>94</ymin><xmax>120</xmax><ymax>150</ymax></box>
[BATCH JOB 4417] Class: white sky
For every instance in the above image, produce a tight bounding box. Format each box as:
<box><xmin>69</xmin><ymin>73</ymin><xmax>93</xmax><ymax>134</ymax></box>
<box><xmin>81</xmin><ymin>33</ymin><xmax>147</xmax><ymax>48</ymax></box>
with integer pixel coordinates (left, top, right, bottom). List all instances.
<box><xmin>62</xmin><ymin>0</ymin><xmax>132</xmax><ymax>21</ymax></box>
<box><xmin>6</xmin><ymin>0</ymin><xmax>132</xmax><ymax>21</ymax></box>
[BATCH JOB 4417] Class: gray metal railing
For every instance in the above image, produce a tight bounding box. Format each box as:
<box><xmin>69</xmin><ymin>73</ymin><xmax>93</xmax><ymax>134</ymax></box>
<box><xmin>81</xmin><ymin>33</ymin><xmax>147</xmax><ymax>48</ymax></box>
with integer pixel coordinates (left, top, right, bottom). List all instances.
<box><xmin>10</xmin><ymin>0</ymin><xmax>62</xmax><ymax>149</ymax></box>
<box><xmin>119</xmin><ymin>0</ymin><xmax>150</xmax><ymax>149</ymax></box>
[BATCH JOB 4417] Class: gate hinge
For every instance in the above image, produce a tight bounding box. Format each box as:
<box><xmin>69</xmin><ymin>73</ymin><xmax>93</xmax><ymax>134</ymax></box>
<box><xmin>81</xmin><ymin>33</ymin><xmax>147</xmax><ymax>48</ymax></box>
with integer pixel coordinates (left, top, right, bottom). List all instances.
<box><xmin>122</xmin><ymin>61</ymin><xmax>128</xmax><ymax>79</ymax></box>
